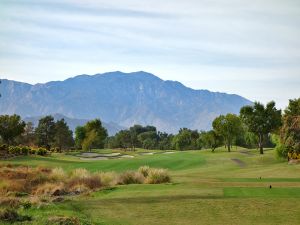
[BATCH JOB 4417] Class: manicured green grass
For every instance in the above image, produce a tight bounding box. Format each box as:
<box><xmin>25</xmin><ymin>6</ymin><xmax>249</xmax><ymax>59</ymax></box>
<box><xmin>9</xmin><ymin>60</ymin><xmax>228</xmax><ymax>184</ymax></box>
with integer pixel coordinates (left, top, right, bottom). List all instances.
<box><xmin>1</xmin><ymin>147</ymin><xmax>300</xmax><ymax>224</ymax></box>
<box><xmin>2</xmin><ymin>151</ymin><xmax>206</xmax><ymax>172</ymax></box>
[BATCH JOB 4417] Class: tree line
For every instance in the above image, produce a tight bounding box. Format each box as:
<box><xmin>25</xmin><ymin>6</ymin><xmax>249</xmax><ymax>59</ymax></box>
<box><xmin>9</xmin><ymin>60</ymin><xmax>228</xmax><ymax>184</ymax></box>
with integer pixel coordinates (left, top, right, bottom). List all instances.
<box><xmin>0</xmin><ymin>98</ymin><xmax>299</xmax><ymax>156</ymax></box>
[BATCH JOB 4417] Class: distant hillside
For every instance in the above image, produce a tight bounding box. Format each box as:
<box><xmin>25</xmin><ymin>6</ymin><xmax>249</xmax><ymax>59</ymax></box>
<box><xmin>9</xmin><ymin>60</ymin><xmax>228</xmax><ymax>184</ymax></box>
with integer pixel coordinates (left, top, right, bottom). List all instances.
<box><xmin>23</xmin><ymin>114</ymin><xmax>124</xmax><ymax>136</ymax></box>
<box><xmin>0</xmin><ymin>71</ymin><xmax>252</xmax><ymax>133</ymax></box>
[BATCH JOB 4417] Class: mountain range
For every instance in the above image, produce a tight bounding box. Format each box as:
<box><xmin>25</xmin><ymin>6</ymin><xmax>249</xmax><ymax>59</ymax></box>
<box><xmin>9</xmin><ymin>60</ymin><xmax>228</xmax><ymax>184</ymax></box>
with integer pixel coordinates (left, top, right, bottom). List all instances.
<box><xmin>0</xmin><ymin>71</ymin><xmax>252</xmax><ymax>133</ymax></box>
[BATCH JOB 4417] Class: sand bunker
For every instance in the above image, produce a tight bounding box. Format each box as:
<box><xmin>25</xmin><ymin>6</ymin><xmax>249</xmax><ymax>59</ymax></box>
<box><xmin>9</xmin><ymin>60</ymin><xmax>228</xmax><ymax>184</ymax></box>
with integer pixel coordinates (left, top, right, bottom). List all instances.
<box><xmin>140</xmin><ymin>152</ymin><xmax>155</xmax><ymax>155</ymax></box>
<box><xmin>77</xmin><ymin>152</ymin><xmax>133</xmax><ymax>160</ymax></box>
<box><xmin>80</xmin><ymin>157</ymin><xmax>109</xmax><ymax>160</ymax></box>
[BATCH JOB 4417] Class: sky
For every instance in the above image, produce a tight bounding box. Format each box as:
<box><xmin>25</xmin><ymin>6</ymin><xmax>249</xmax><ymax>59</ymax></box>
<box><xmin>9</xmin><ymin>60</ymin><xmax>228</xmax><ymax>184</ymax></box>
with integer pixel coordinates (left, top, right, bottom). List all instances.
<box><xmin>0</xmin><ymin>0</ymin><xmax>299</xmax><ymax>109</ymax></box>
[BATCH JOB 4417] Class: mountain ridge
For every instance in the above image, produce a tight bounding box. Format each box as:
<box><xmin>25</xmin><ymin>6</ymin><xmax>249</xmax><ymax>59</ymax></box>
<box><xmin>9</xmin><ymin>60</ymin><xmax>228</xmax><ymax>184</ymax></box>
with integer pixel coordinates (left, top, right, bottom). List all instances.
<box><xmin>0</xmin><ymin>71</ymin><xmax>252</xmax><ymax>133</ymax></box>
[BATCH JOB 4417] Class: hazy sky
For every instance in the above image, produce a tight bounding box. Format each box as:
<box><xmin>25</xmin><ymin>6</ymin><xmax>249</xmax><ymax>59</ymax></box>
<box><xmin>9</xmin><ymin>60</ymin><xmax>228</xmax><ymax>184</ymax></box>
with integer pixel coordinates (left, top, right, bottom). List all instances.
<box><xmin>1</xmin><ymin>0</ymin><xmax>299</xmax><ymax>109</ymax></box>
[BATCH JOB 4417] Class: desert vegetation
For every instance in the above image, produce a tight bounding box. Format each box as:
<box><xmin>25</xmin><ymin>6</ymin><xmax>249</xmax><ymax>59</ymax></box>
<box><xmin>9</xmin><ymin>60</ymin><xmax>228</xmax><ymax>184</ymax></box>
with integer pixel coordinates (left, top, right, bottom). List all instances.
<box><xmin>0</xmin><ymin>164</ymin><xmax>170</xmax><ymax>224</ymax></box>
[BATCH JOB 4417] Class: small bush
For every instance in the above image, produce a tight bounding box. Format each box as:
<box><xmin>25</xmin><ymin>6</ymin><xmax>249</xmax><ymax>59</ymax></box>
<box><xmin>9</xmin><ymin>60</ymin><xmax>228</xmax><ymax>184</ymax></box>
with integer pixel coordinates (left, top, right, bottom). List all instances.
<box><xmin>145</xmin><ymin>168</ymin><xmax>170</xmax><ymax>184</ymax></box>
<box><xmin>117</xmin><ymin>171</ymin><xmax>144</xmax><ymax>185</ymax></box>
<box><xmin>29</xmin><ymin>148</ymin><xmax>36</xmax><ymax>154</ymax></box>
<box><xmin>37</xmin><ymin>148</ymin><xmax>48</xmax><ymax>156</ymax></box>
<box><xmin>138</xmin><ymin>166</ymin><xmax>150</xmax><ymax>177</ymax></box>
<box><xmin>20</xmin><ymin>146</ymin><xmax>30</xmax><ymax>155</ymax></box>
<box><xmin>276</xmin><ymin>144</ymin><xmax>288</xmax><ymax>158</ymax></box>
<box><xmin>8</xmin><ymin>146</ymin><xmax>21</xmax><ymax>155</ymax></box>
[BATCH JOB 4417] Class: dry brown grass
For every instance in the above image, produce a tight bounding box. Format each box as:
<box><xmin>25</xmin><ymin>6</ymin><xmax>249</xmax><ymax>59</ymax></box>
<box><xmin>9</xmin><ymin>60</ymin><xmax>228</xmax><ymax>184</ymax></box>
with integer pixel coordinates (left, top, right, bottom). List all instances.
<box><xmin>144</xmin><ymin>168</ymin><xmax>171</xmax><ymax>184</ymax></box>
<box><xmin>117</xmin><ymin>171</ymin><xmax>145</xmax><ymax>185</ymax></box>
<box><xmin>0</xmin><ymin>165</ymin><xmax>171</xmax><ymax>203</ymax></box>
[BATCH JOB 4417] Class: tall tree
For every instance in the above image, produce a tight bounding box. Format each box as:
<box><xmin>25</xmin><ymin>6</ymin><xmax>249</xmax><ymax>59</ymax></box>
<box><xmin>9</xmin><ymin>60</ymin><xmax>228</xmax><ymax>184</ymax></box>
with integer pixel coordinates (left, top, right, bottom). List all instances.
<box><xmin>212</xmin><ymin>114</ymin><xmax>242</xmax><ymax>152</ymax></box>
<box><xmin>83</xmin><ymin>119</ymin><xmax>108</xmax><ymax>150</ymax></box>
<box><xmin>240</xmin><ymin>101</ymin><xmax>282</xmax><ymax>154</ymax></box>
<box><xmin>280</xmin><ymin>98</ymin><xmax>300</xmax><ymax>155</ymax></box>
<box><xmin>53</xmin><ymin>119</ymin><xmax>74</xmax><ymax>151</ymax></box>
<box><xmin>35</xmin><ymin>115</ymin><xmax>56</xmax><ymax>150</ymax></box>
<box><xmin>0</xmin><ymin>114</ymin><xmax>25</xmax><ymax>145</ymax></box>
<box><xmin>18</xmin><ymin>122</ymin><xmax>35</xmax><ymax>146</ymax></box>
<box><xmin>284</xmin><ymin>98</ymin><xmax>300</xmax><ymax>116</ymax></box>
<box><xmin>172</xmin><ymin>128</ymin><xmax>192</xmax><ymax>151</ymax></box>
<box><xmin>200</xmin><ymin>130</ymin><xmax>222</xmax><ymax>152</ymax></box>
<box><xmin>75</xmin><ymin>126</ymin><xmax>86</xmax><ymax>149</ymax></box>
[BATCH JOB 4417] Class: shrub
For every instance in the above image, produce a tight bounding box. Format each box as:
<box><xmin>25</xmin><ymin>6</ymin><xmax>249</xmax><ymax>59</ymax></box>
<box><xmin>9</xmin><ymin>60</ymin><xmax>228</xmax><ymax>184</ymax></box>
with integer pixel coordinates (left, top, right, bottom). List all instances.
<box><xmin>29</xmin><ymin>149</ymin><xmax>36</xmax><ymax>154</ymax></box>
<box><xmin>117</xmin><ymin>171</ymin><xmax>144</xmax><ymax>185</ymax></box>
<box><xmin>8</xmin><ymin>146</ymin><xmax>21</xmax><ymax>155</ymax></box>
<box><xmin>37</xmin><ymin>148</ymin><xmax>47</xmax><ymax>156</ymax></box>
<box><xmin>20</xmin><ymin>146</ymin><xmax>30</xmax><ymax>155</ymax></box>
<box><xmin>138</xmin><ymin>166</ymin><xmax>150</xmax><ymax>177</ymax></box>
<box><xmin>144</xmin><ymin>168</ymin><xmax>170</xmax><ymax>184</ymax></box>
<box><xmin>276</xmin><ymin>144</ymin><xmax>288</xmax><ymax>158</ymax></box>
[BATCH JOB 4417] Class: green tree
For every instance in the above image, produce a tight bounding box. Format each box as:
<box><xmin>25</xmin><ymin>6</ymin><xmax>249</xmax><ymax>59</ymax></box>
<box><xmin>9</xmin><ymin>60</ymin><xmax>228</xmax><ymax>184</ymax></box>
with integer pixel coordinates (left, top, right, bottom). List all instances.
<box><xmin>138</xmin><ymin>131</ymin><xmax>158</xmax><ymax>149</ymax></box>
<box><xmin>157</xmin><ymin>132</ymin><xmax>174</xmax><ymax>150</ymax></box>
<box><xmin>200</xmin><ymin>130</ymin><xmax>222</xmax><ymax>152</ymax></box>
<box><xmin>16</xmin><ymin>122</ymin><xmax>35</xmax><ymax>146</ymax></box>
<box><xmin>115</xmin><ymin>130</ymin><xmax>133</xmax><ymax>149</ymax></box>
<box><xmin>284</xmin><ymin>98</ymin><xmax>300</xmax><ymax>116</ymax></box>
<box><xmin>35</xmin><ymin>116</ymin><xmax>56</xmax><ymax>150</ymax></box>
<box><xmin>0</xmin><ymin>114</ymin><xmax>25</xmax><ymax>145</ymax></box>
<box><xmin>212</xmin><ymin>114</ymin><xmax>242</xmax><ymax>152</ymax></box>
<box><xmin>82</xmin><ymin>130</ymin><xmax>97</xmax><ymax>151</ymax></box>
<box><xmin>53</xmin><ymin>119</ymin><xmax>74</xmax><ymax>151</ymax></box>
<box><xmin>240</xmin><ymin>101</ymin><xmax>282</xmax><ymax>154</ymax></box>
<box><xmin>172</xmin><ymin>128</ymin><xmax>192</xmax><ymax>151</ymax></box>
<box><xmin>83</xmin><ymin>119</ymin><xmax>108</xmax><ymax>150</ymax></box>
<box><xmin>278</xmin><ymin>98</ymin><xmax>300</xmax><ymax>157</ymax></box>
<box><xmin>75</xmin><ymin>126</ymin><xmax>86</xmax><ymax>149</ymax></box>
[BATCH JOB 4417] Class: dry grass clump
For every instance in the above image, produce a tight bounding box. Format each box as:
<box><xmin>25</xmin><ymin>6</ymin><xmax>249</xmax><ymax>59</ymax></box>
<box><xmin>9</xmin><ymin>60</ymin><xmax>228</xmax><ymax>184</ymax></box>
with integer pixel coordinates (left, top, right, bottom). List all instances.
<box><xmin>0</xmin><ymin>164</ymin><xmax>171</xmax><ymax>206</ymax></box>
<box><xmin>144</xmin><ymin>168</ymin><xmax>171</xmax><ymax>184</ymax></box>
<box><xmin>117</xmin><ymin>171</ymin><xmax>145</xmax><ymax>185</ymax></box>
<box><xmin>70</xmin><ymin>168</ymin><xmax>90</xmax><ymax>179</ymax></box>
<box><xmin>34</xmin><ymin>182</ymin><xmax>65</xmax><ymax>196</ymax></box>
<box><xmin>49</xmin><ymin>167</ymin><xmax>67</xmax><ymax>181</ymax></box>
<box><xmin>138</xmin><ymin>165</ymin><xmax>150</xmax><ymax>177</ymax></box>
<box><xmin>67</xmin><ymin>175</ymin><xmax>102</xmax><ymax>191</ymax></box>
<box><xmin>47</xmin><ymin>216</ymin><xmax>80</xmax><ymax>225</ymax></box>
<box><xmin>95</xmin><ymin>171</ymin><xmax>118</xmax><ymax>186</ymax></box>
<box><xmin>0</xmin><ymin>197</ymin><xmax>21</xmax><ymax>208</ymax></box>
